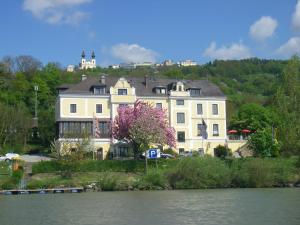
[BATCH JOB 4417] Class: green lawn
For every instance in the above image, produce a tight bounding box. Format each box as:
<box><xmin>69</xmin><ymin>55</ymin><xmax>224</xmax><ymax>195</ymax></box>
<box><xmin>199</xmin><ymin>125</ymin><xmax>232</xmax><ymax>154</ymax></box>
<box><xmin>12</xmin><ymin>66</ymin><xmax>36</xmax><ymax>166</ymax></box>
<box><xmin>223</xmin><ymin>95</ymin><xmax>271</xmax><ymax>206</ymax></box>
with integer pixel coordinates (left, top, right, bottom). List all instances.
<box><xmin>0</xmin><ymin>162</ymin><xmax>10</xmax><ymax>177</ymax></box>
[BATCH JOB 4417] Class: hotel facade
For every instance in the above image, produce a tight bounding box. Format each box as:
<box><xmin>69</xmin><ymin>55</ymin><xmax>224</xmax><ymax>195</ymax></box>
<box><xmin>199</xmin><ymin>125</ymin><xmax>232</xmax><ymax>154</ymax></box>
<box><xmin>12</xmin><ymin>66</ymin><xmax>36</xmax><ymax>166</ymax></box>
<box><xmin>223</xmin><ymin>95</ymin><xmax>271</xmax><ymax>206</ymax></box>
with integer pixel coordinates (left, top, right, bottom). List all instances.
<box><xmin>56</xmin><ymin>75</ymin><xmax>244</xmax><ymax>159</ymax></box>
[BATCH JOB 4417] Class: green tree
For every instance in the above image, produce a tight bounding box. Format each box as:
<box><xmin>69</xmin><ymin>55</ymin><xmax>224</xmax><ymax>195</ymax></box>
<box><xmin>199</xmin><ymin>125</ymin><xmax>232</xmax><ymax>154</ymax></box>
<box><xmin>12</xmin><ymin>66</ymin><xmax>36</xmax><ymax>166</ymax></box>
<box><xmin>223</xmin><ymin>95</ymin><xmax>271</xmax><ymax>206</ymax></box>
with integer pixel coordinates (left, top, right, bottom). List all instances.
<box><xmin>249</xmin><ymin>128</ymin><xmax>280</xmax><ymax>157</ymax></box>
<box><xmin>230</xmin><ymin>103</ymin><xmax>276</xmax><ymax>131</ymax></box>
<box><xmin>273</xmin><ymin>56</ymin><xmax>300</xmax><ymax>155</ymax></box>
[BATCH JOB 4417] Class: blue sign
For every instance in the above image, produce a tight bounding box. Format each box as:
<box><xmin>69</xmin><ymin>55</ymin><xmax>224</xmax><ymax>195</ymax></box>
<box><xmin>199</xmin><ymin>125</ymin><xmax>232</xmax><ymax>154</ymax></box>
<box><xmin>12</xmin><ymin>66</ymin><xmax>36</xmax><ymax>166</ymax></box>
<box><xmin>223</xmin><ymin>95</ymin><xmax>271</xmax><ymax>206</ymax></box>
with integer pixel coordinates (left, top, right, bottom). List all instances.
<box><xmin>147</xmin><ymin>149</ymin><xmax>161</xmax><ymax>159</ymax></box>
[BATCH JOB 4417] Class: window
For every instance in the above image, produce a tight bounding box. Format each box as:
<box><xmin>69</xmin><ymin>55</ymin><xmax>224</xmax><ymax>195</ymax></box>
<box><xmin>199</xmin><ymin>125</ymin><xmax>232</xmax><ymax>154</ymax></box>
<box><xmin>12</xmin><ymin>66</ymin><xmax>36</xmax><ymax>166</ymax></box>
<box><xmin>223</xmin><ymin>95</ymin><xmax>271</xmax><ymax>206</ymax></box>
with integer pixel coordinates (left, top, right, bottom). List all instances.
<box><xmin>213</xmin><ymin>124</ymin><xmax>219</xmax><ymax>136</ymax></box>
<box><xmin>197</xmin><ymin>104</ymin><xmax>203</xmax><ymax>115</ymax></box>
<box><xmin>96</xmin><ymin>104</ymin><xmax>102</xmax><ymax>113</ymax></box>
<box><xmin>118</xmin><ymin>89</ymin><xmax>127</xmax><ymax>95</ymax></box>
<box><xmin>119</xmin><ymin>104</ymin><xmax>128</xmax><ymax>108</ymax></box>
<box><xmin>177</xmin><ymin>132</ymin><xmax>185</xmax><ymax>142</ymax></box>
<box><xmin>212</xmin><ymin>104</ymin><xmax>218</xmax><ymax>115</ymax></box>
<box><xmin>70</xmin><ymin>104</ymin><xmax>77</xmax><ymax>113</ymax></box>
<box><xmin>176</xmin><ymin>99</ymin><xmax>184</xmax><ymax>105</ymax></box>
<box><xmin>94</xmin><ymin>87</ymin><xmax>105</xmax><ymax>94</ymax></box>
<box><xmin>190</xmin><ymin>88</ymin><xmax>201</xmax><ymax>96</ymax></box>
<box><xmin>155</xmin><ymin>88</ymin><xmax>166</xmax><ymax>94</ymax></box>
<box><xmin>198</xmin><ymin>148</ymin><xmax>204</xmax><ymax>156</ymax></box>
<box><xmin>59</xmin><ymin>121</ymin><xmax>92</xmax><ymax>138</ymax></box>
<box><xmin>179</xmin><ymin>148</ymin><xmax>185</xmax><ymax>154</ymax></box>
<box><xmin>156</xmin><ymin>103</ymin><xmax>162</xmax><ymax>109</ymax></box>
<box><xmin>177</xmin><ymin>113</ymin><xmax>185</xmax><ymax>123</ymax></box>
<box><xmin>197</xmin><ymin>124</ymin><xmax>205</xmax><ymax>136</ymax></box>
<box><xmin>99</xmin><ymin>121</ymin><xmax>109</xmax><ymax>137</ymax></box>
<box><xmin>178</xmin><ymin>86</ymin><xmax>182</xmax><ymax>91</ymax></box>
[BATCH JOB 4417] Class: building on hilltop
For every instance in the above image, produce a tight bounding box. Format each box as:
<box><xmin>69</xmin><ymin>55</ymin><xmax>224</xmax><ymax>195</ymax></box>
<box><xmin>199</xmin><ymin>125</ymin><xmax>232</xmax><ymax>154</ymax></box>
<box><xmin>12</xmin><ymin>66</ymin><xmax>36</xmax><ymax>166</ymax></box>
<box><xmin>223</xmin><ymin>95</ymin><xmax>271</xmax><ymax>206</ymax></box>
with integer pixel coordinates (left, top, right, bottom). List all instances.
<box><xmin>56</xmin><ymin>75</ymin><xmax>245</xmax><ymax>159</ymax></box>
<box><xmin>79</xmin><ymin>50</ymin><xmax>96</xmax><ymax>70</ymax></box>
<box><xmin>67</xmin><ymin>65</ymin><xmax>75</xmax><ymax>72</ymax></box>
<box><xmin>163</xmin><ymin>59</ymin><xmax>174</xmax><ymax>66</ymax></box>
<box><xmin>178</xmin><ymin>60</ymin><xmax>197</xmax><ymax>67</ymax></box>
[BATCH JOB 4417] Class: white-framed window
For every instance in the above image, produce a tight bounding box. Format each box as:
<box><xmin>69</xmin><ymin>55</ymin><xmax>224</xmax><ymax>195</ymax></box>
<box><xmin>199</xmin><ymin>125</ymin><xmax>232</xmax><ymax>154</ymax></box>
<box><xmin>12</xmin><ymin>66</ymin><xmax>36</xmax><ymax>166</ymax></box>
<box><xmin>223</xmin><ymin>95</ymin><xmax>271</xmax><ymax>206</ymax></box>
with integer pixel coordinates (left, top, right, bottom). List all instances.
<box><xmin>70</xmin><ymin>104</ymin><xmax>77</xmax><ymax>113</ymax></box>
<box><xmin>176</xmin><ymin>99</ymin><xmax>184</xmax><ymax>105</ymax></box>
<box><xmin>177</xmin><ymin>113</ymin><xmax>185</xmax><ymax>123</ymax></box>
<box><xmin>156</xmin><ymin>103</ymin><xmax>162</xmax><ymax>109</ymax></box>
<box><xmin>213</xmin><ymin>124</ymin><xmax>219</xmax><ymax>136</ymax></box>
<box><xmin>118</xmin><ymin>89</ymin><xmax>127</xmax><ymax>95</ymax></box>
<box><xmin>96</xmin><ymin>104</ymin><xmax>102</xmax><ymax>113</ymax></box>
<box><xmin>212</xmin><ymin>104</ymin><xmax>218</xmax><ymax>115</ymax></box>
<box><xmin>197</xmin><ymin>104</ymin><xmax>203</xmax><ymax>115</ymax></box>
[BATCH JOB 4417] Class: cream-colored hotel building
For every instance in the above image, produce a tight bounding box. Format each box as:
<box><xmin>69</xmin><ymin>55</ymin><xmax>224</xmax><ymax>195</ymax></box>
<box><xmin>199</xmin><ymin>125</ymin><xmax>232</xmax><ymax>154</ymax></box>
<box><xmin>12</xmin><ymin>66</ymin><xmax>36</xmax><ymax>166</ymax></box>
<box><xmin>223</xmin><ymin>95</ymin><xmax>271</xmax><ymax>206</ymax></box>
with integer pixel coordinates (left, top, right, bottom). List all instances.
<box><xmin>56</xmin><ymin>75</ymin><xmax>244</xmax><ymax>159</ymax></box>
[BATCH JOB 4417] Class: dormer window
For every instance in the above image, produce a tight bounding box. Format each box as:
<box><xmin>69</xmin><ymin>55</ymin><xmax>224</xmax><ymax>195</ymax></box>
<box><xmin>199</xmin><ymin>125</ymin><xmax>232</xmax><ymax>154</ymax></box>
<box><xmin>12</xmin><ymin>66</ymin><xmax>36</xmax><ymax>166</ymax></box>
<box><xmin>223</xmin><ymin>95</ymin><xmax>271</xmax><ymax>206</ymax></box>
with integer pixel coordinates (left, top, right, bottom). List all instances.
<box><xmin>189</xmin><ymin>88</ymin><xmax>201</xmax><ymax>96</ymax></box>
<box><xmin>154</xmin><ymin>87</ymin><xmax>166</xmax><ymax>94</ymax></box>
<box><xmin>176</xmin><ymin>82</ymin><xmax>184</xmax><ymax>92</ymax></box>
<box><xmin>94</xmin><ymin>87</ymin><xmax>105</xmax><ymax>94</ymax></box>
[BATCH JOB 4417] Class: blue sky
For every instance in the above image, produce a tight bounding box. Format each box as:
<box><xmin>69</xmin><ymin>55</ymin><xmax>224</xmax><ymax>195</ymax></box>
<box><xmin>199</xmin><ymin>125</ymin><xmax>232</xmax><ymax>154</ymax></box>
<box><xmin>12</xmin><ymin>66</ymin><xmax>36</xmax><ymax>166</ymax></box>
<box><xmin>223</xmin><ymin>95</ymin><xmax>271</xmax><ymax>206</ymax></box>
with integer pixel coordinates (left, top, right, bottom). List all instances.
<box><xmin>0</xmin><ymin>0</ymin><xmax>300</xmax><ymax>67</ymax></box>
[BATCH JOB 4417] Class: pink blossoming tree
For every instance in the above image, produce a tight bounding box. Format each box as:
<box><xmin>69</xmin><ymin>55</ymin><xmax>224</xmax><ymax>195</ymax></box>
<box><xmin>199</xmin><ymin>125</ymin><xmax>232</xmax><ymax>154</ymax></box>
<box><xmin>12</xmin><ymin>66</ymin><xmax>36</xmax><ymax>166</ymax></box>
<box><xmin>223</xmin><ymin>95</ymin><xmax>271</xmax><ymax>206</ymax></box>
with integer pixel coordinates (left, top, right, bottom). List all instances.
<box><xmin>111</xmin><ymin>100</ymin><xmax>176</xmax><ymax>161</ymax></box>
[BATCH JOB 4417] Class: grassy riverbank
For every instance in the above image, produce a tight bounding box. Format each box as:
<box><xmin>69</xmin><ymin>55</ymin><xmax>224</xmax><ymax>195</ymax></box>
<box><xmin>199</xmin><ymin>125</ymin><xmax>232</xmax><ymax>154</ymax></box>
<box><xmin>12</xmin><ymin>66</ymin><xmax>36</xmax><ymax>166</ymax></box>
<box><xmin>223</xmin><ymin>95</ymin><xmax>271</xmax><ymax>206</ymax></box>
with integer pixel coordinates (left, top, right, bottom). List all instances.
<box><xmin>1</xmin><ymin>157</ymin><xmax>299</xmax><ymax>190</ymax></box>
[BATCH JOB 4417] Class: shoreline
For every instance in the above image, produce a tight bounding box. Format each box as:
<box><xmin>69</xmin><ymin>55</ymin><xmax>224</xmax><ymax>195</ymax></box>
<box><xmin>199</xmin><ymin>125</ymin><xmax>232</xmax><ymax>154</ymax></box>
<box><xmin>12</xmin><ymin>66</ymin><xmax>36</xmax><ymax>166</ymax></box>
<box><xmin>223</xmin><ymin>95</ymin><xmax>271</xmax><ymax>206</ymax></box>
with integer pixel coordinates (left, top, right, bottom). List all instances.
<box><xmin>1</xmin><ymin>184</ymin><xmax>300</xmax><ymax>195</ymax></box>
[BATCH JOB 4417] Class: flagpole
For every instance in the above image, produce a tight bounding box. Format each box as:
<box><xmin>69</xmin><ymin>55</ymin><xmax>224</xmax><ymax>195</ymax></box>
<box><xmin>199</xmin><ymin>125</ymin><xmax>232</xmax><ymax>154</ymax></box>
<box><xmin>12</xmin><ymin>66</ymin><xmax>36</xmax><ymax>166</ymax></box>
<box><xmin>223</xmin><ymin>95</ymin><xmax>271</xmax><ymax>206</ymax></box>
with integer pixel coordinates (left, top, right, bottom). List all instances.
<box><xmin>92</xmin><ymin>112</ymin><xmax>96</xmax><ymax>160</ymax></box>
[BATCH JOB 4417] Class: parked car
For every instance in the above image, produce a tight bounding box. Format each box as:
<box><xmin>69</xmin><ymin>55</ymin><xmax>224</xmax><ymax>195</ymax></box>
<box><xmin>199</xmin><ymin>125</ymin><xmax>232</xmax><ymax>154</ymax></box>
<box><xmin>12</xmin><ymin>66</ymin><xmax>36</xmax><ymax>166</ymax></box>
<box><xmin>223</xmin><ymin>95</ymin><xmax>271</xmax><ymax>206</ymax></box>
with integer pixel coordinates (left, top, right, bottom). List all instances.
<box><xmin>0</xmin><ymin>153</ymin><xmax>20</xmax><ymax>162</ymax></box>
<box><xmin>160</xmin><ymin>153</ymin><xmax>175</xmax><ymax>159</ymax></box>
<box><xmin>179</xmin><ymin>151</ymin><xmax>193</xmax><ymax>157</ymax></box>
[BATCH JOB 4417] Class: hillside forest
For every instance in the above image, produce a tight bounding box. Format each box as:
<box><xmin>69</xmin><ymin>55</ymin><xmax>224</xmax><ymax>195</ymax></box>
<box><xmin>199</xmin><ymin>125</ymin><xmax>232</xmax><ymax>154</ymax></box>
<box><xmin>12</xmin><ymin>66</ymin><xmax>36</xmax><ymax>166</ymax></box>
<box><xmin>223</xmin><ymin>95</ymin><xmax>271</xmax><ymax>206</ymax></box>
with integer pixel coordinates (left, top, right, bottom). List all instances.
<box><xmin>0</xmin><ymin>55</ymin><xmax>299</xmax><ymax>156</ymax></box>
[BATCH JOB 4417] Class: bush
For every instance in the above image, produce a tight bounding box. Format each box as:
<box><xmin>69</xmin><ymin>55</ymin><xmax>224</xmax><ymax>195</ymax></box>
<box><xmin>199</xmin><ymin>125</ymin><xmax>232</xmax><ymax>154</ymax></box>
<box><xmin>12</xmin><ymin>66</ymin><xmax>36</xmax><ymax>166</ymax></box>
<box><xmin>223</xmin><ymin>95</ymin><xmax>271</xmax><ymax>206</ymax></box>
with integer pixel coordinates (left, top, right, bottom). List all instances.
<box><xmin>230</xmin><ymin>158</ymin><xmax>298</xmax><ymax>187</ymax></box>
<box><xmin>134</xmin><ymin>169</ymin><xmax>168</xmax><ymax>190</ymax></box>
<box><xmin>167</xmin><ymin>157</ymin><xmax>232</xmax><ymax>189</ymax></box>
<box><xmin>249</xmin><ymin>128</ymin><xmax>280</xmax><ymax>157</ymax></box>
<box><xmin>0</xmin><ymin>178</ymin><xmax>18</xmax><ymax>190</ymax></box>
<box><xmin>214</xmin><ymin>145</ymin><xmax>232</xmax><ymax>159</ymax></box>
<box><xmin>97</xmin><ymin>173</ymin><xmax>118</xmax><ymax>191</ymax></box>
<box><xmin>12</xmin><ymin>170</ymin><xmax>23</xmax><ymax>181</ymax></box>
<box><xmin>33</xmin><ymin>160</ymin><xmax>158</xmax><ymax>174</ymax></box>
<box><xmin>32</xmin><ymin>161</ymin><xmax>62</xmax><ymax>174</ymax></box>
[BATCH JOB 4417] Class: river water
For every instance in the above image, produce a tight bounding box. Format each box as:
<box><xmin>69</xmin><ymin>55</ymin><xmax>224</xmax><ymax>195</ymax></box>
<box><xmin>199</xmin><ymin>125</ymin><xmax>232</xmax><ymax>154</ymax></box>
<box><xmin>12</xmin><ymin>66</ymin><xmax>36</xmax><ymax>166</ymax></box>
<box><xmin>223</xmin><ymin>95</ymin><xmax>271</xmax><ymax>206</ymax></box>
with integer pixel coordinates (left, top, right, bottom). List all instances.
<box><xmin>0</xmin><ymin>189</ymin><xmax>299</xmax><ymax>225</ymax></box>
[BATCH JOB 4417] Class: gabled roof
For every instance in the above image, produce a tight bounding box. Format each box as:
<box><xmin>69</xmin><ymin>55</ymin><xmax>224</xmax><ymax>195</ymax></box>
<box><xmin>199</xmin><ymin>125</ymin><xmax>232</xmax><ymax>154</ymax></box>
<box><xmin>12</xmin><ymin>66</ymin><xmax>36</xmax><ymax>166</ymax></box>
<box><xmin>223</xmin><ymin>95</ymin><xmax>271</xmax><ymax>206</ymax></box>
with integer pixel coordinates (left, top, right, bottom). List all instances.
<box><xmin>59</xmin><ymin>75</ymin><xmax>225</xmax><ymax>97</ymax></box>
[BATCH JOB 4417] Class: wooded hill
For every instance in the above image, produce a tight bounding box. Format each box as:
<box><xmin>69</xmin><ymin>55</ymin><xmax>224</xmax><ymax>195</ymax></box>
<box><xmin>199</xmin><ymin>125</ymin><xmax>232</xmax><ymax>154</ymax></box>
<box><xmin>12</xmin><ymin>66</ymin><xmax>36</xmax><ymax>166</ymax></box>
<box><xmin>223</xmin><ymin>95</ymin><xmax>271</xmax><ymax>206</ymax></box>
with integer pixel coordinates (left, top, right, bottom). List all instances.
<box><xmin>0</xmin><ymin>56</ymin><xmax>298</xmax><ymax>156</ymax></box>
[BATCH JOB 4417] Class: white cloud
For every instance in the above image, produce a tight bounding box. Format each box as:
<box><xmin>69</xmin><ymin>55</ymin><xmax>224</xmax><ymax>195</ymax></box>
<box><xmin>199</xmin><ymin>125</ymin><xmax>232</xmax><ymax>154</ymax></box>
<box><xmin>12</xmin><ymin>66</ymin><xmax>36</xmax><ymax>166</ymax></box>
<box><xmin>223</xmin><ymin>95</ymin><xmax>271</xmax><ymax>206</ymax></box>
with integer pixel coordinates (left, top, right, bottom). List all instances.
<box><xmin>203</xmin><ymin>42</ymin><xmax>251</xmax><ymax>60</ymax></box>
<box><xmin>276</xmin><ymin>37</ymin><xmax>300</xmax><ymax>57</ymax></box>
<box><xmin>23</xmin><ymin>0</ymin><xmax>92</xmax><ymax>25</ymax></box>
<box><xmin>292</xmin><ymin>0</ymin><xmax>300</xmax><ymax>31</ymax></box>
<box><xmin>249</xmin><ymin>16</ymin><xmax>278</xmax><ymax>41</ymax></box>
<box><xmin>110</xmin><ymin>43</ymin><xmax>158</xmax><ymax>63</ymax></box>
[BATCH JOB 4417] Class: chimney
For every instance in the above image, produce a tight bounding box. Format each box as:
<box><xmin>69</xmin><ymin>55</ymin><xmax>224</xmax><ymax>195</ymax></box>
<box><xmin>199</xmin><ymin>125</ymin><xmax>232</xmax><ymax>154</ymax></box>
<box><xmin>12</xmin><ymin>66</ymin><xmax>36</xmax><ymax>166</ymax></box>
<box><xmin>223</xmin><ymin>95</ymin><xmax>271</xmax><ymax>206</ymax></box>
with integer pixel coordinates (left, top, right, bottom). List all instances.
<box><xmin>101</xmin><ymin>75</ymin><xmax>106</xmax><ymax>84</ymax></box>
<box><xmin>144</xmin><ymin>75</ymin><xmax>148</xmax><ymax>87</ymax></box>
<box><xmin>81</xmin><ymin>74</ymin><xmax>87</xmax><ymax>81</ymax></box>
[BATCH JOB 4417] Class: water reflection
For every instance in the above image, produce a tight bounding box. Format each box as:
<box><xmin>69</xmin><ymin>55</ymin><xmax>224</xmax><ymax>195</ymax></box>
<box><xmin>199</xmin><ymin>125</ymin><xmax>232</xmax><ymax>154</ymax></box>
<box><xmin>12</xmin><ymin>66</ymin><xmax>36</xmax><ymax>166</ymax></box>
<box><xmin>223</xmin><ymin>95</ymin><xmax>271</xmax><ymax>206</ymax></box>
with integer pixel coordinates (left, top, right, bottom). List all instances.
<box><xmin>0</xmin><ymin>189</ymin><xmax>299</xmax><ymax>225</ymax></box>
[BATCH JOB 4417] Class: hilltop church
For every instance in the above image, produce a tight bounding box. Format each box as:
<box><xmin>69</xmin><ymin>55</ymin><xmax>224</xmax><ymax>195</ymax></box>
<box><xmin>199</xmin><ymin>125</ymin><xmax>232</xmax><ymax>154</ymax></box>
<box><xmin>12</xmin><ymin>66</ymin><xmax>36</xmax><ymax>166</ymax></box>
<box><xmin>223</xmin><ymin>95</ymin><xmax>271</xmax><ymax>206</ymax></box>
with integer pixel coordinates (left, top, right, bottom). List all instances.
<box><xmin>79</xmin><ymin>50</ymin><xmax>96</xmax><ymax>70</ymax></box>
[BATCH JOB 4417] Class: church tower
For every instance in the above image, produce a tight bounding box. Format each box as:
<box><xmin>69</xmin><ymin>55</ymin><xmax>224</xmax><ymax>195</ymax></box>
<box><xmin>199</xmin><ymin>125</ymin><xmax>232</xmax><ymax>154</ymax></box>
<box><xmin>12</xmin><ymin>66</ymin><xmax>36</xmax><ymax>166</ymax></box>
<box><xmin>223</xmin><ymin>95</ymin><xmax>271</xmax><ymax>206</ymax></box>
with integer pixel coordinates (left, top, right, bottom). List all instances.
<box><xmin>79</xmin><ymin>50</ymin><xmax>96</xmax><ymax>70</ymax></box>
<box><xmin>81</xmin><ymin>50</ymin><xmax>86</xmax><ymax>66</ymax></box>
<box><xmin>91</xmin><ymin>50</ymin><xmax>96</xmax><ymax>67</ymax></box>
